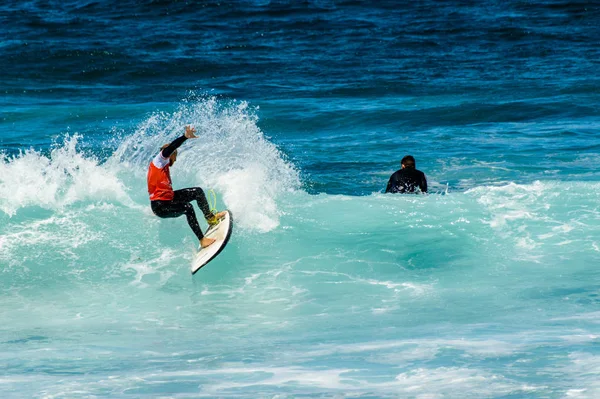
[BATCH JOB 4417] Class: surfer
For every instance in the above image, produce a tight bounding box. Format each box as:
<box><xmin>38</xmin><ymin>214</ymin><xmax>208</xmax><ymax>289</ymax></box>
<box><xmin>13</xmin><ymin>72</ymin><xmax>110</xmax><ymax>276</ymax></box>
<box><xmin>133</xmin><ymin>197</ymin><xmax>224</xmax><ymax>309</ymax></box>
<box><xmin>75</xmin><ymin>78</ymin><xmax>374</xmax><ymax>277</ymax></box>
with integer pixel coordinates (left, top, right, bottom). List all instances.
<box><xmin>147</xmin><ymin>125</ymin><xmax>226</xmax><ymax>248</ymax></box>
<box><xmin>385</xmin><ymin>155</ymin><xmax>428</xmax><ymax>194</ymax></box>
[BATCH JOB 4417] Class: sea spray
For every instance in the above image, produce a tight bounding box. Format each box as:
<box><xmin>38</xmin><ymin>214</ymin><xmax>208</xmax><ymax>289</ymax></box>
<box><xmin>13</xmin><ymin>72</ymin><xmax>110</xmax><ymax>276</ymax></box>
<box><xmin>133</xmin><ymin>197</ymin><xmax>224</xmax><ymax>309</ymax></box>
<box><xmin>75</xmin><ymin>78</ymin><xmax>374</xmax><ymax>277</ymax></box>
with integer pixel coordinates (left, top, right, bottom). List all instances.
<box><xmin>112</xmin><ymin>96</ymin><xmax>301</xmax><ymax>231</ymax></box>
<box><xmin>0</xmin><ymin>135</ymin><xmax>132</xmax><ymax>217</ymax></box>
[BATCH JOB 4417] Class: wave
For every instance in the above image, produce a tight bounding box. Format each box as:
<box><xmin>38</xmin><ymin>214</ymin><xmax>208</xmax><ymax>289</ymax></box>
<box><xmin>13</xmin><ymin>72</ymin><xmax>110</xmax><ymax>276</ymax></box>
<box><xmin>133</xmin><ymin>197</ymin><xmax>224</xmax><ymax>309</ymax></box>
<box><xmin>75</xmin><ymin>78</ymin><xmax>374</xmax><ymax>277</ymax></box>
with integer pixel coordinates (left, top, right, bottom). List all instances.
<box><xmin>2</xmin><ymin>172</ymin><xmax>598</xmax><ymax>287</ymax></box>
<box><xmin>0</xmin><ymin>96</ymin><xmax>300</xmax><ymax>226</ymax></box>
<box><xmin>2</xmin><ymin>151</ymin><xmax>599</xmax><ymax>398</ymax></box>
<box><xmin>1</xmin><ymin>98</ymin><xmax>599</xmax><ymax>295</ymax></box>
<box><xmin>0</xmin><ymin>134</ymin><xmax>132</xmax><ymax>217</ymax></box>
<box><xmin>111</xmin><ymin>96</ymin><xmax>301</xmax><ymax>231</ymax></box>
<box><xmin>0</xmin><ymin>97</ymin><xmax>300</xmax><ymax>289</ymax></box>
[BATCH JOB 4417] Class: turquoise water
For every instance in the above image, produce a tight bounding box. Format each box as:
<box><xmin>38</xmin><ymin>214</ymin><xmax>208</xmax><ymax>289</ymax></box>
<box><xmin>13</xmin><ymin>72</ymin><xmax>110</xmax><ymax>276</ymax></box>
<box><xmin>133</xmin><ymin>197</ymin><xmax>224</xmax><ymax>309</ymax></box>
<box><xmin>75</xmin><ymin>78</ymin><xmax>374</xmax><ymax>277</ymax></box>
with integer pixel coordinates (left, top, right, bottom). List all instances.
<box><xmin>2</xmin><ymin>99</ymin><xmax>600</xmax><ymax>398</ymax></box>
<box><xmin>2</xmin><ymin>1</ymin><xmax>600</xmax><ymax>397</ymax></box>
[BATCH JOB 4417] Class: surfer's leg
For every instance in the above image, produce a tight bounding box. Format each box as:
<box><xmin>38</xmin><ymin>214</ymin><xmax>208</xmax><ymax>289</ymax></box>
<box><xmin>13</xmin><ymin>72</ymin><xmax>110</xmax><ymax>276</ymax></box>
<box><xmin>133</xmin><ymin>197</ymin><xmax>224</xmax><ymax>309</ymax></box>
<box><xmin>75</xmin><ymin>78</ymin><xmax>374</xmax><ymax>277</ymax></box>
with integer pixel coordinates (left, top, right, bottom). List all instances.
<box><xmin>151</xmin><ymin>200</ymin><xmax>205</xmax><ymax>241</ymax></box>
<box><xmin>180</xmin><ymin>203</ymin><xmax>205</xmax><ymax>241</ymax></box>
<box><xmin>173</xmin><ymin>188</ymin><xmax>215</xmax><ymax>220</ymax></box>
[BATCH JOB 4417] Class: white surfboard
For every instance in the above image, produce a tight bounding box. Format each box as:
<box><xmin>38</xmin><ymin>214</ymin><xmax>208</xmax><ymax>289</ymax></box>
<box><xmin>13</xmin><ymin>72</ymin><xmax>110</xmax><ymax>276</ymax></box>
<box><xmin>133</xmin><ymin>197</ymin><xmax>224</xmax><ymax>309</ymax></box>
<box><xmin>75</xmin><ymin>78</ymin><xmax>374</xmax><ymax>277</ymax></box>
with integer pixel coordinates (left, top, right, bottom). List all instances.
<box><xmin>191</xmin><ymin>210</ymin><xmax>233</xmax><ymax>274</ymax></box>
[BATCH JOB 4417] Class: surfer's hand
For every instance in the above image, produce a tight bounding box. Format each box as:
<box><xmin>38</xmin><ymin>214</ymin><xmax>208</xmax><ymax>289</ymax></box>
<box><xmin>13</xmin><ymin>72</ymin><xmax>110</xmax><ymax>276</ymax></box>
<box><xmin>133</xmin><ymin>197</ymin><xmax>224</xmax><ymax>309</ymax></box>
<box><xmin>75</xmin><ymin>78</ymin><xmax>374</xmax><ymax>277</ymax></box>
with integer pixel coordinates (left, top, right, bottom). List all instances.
<box><xmin>184</xmin><ymin>125</ymin><xmax>198</xmax><ymax>139</ymax></box>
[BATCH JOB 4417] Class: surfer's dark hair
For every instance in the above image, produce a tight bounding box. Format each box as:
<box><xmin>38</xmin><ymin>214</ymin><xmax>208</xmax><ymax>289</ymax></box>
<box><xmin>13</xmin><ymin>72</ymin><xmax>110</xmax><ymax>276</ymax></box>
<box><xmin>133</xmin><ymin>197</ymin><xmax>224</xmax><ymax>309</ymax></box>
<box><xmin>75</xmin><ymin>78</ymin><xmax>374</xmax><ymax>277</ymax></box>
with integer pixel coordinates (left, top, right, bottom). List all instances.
<box><xmin>401</xmin><ymin>155</ymin><xmax>416</xmax><ymax>168</ymax></box>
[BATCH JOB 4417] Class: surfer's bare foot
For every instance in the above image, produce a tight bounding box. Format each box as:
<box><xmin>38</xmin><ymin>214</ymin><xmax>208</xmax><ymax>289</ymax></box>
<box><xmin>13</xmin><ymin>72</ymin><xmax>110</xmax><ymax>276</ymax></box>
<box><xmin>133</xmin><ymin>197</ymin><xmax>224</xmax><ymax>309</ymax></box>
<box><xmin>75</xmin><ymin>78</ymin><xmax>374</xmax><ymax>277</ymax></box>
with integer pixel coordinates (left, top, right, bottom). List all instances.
<box><xmin>200</xmin><ymin>237</ymin><xmax>216</xmax><ymax>248</ymax></box>
<box><xmin>214</xmin><ymin>211</ymin><xmax>227</xmax><ymax>219</ymax></box>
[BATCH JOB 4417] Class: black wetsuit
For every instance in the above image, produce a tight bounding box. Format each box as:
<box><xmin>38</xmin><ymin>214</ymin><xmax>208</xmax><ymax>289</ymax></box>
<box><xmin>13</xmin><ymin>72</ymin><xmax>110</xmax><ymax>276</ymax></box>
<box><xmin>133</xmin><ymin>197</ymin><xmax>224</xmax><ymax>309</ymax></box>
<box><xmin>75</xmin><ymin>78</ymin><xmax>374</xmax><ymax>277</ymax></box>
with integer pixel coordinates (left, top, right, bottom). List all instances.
<box><xmin>151</xmin><ymin>188</ymin><xmax>214</xmax><ymax>240</ymax></box>
<box><xmin>149</xmin><ymin>135</ymin><xmax>215</xmax><ymax>241</ymax></box>
<box><xmin>385</xmin><ymin>168</ymin><xmax>427</xmax><ymax>194</ymax></box>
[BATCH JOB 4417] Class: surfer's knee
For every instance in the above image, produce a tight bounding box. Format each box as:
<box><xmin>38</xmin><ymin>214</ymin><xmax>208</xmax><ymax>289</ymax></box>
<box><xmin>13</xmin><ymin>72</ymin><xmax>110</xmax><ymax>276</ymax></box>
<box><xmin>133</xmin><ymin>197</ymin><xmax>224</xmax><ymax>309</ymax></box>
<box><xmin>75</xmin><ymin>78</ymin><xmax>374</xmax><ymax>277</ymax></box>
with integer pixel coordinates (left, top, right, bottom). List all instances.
<box><xmin>183</xmin><ymin>203</ymin><xmax>194</xmax><ymax>215</ymax></box>
<box><xmin>191</xmin><ymin>187</ymin><xmax>205</xmax><ymax>198</ymax></box>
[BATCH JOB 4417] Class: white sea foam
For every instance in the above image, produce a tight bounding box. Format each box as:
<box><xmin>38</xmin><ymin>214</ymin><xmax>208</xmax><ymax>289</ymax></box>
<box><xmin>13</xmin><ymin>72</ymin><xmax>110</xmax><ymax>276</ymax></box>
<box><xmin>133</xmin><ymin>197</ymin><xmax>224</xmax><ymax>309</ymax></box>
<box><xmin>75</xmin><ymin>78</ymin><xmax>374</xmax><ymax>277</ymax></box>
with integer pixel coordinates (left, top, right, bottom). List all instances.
<box><xmin>121</xmin><ymin>248</ymin><xmax>178</xmax><ymax>287</ymax></box>
<box><xmin>0</xmin><ymin>214</ymin><xmax>101</xmax><ymax>268</ymax></box>
<box><xmin>465</xmin><ymin>181</ymin><xmax>600</xmax><ymax>264</ymax></box>
<box><xmin>0</xmin><ymin>135</ymin><xmax>132</xmax><ymax>217</ymax></box>
<box><xmin>87</xmin><ymin>364</ymin><xmax>533</xmax><ymax>398</ymax></box>
<box><xmin>10</xmin><ymin>364</ymin><xmax>537</xmax><ymax>399</ymax></box>
<box><xmin>561</xmin><ymin>353</ymin><xmax>600</xmax><ymax>399</ymax></box>
<box><xmin>293</xmin><ymin>337</ymin><xmax>523</xmax><ymax>361</ymax></box>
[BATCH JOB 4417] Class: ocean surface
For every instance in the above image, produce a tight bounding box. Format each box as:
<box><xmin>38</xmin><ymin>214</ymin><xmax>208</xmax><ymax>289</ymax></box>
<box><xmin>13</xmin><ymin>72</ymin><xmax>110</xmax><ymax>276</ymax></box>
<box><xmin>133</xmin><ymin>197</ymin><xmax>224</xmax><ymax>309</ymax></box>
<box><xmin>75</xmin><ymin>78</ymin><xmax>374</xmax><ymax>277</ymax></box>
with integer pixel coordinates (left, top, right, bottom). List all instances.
<box><xmin>1</xmin><ymin>1</ymin><xmax>600</xmax><ymax>398</ymax></box>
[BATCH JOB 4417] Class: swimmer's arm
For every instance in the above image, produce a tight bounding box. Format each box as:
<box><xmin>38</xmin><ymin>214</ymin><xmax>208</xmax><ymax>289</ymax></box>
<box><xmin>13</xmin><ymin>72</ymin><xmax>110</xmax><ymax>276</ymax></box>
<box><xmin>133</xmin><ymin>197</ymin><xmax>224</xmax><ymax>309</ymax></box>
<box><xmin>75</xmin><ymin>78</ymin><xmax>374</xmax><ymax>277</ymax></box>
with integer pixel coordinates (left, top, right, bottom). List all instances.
<box><xmin>385</xmin><ymin>176</ymin><xmax>394</xmax><ymax>193</ymax></box>
<box><xmin>420</xmin><ymin>174</ymin><xmax>428</xmax><ymax>193</ymax></box>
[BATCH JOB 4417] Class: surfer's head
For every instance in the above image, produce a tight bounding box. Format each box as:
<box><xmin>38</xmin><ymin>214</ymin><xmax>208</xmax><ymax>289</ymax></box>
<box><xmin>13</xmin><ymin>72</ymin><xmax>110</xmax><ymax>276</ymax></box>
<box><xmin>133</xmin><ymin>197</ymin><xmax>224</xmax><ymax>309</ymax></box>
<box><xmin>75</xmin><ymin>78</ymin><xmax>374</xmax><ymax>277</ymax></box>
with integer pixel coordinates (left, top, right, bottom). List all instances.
<box><xmin>401</xmin><ymin>155</ymin><xmax>416</xmax><ymax>169</ymax></box>
<box><xmin>161</xmin><ymin>144</ymin><xmax>177</xmax><ymax>166</ymax></box>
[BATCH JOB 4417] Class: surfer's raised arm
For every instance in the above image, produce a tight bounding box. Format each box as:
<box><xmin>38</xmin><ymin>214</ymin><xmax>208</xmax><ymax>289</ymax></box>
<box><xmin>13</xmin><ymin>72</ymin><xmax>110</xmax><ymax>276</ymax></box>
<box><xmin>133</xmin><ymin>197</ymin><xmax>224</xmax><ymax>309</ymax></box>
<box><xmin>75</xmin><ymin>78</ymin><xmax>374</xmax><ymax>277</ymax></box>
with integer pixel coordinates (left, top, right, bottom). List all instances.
<box><xmin>147</xmin><ymin>125</ymin><xmax>226</xmax><ymax>249</ymax></box>
<box><xmin>160</xmin><ymin>125</ymin><xmax>198</xmax><ymax>159</ymax></box>
<box><xmin>419</xmin><ymin>171</ymin><xmax>428</xmax><ymax>194</ymax></box>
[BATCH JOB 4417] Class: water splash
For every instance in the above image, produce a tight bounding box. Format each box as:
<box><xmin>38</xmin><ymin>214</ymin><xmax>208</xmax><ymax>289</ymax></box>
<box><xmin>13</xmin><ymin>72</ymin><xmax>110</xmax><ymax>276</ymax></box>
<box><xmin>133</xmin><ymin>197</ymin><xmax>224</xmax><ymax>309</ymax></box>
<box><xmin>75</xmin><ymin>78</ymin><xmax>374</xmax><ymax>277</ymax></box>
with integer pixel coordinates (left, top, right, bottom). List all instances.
<box><xmin>0</xmin><ymin>135</ymin><xmax>131</xmax><ymax>217</ymax></box>
<box><xmin>112</xmin><ymin>96</ymin><xmax>301</xmax><ymax>232</ymax></box>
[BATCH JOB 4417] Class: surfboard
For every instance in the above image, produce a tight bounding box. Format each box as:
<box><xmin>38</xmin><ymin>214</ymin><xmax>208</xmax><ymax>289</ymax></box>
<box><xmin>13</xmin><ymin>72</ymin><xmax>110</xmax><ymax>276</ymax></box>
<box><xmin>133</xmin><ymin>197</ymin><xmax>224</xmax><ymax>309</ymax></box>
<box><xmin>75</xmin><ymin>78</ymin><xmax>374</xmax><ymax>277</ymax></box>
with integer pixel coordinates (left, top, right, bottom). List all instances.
<box><xmin>191</xmin><ymin>210</ymin><xmax>233</xmax><ymax>274</ymax></box>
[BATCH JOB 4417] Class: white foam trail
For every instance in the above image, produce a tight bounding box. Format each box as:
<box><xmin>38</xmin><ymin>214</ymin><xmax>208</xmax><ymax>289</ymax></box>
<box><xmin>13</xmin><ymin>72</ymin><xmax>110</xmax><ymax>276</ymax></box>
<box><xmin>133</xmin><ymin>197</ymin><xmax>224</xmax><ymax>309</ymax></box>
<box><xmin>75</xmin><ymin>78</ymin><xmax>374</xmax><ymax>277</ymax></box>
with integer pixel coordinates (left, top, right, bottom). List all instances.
<box><xmin>121</xmin><ymin>248</ymin><xmax>178</xmax><ymax>287</ymax></box>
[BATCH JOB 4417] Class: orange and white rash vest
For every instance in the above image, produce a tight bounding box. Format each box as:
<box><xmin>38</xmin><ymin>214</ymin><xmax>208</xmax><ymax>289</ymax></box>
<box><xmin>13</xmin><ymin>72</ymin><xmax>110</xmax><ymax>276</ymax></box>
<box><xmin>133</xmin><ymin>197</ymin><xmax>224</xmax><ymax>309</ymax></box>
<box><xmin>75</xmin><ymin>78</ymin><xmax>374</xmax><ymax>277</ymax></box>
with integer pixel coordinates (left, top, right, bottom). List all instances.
<box><xmin>147</xmin><ymin>152</ymin><xmax>174</xmax><ymax>201</ymax></box>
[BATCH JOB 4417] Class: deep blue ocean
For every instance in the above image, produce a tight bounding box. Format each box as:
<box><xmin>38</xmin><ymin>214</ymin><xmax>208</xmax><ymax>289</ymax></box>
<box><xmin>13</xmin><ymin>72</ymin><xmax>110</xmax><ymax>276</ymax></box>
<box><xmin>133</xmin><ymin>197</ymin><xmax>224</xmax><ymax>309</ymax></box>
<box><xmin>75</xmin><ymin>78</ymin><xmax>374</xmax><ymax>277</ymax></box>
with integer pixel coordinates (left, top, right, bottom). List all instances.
<box><xmin>1</xmin><ymin>1</ymin><xmax>600</xmax><ymax>398</ymax></box>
